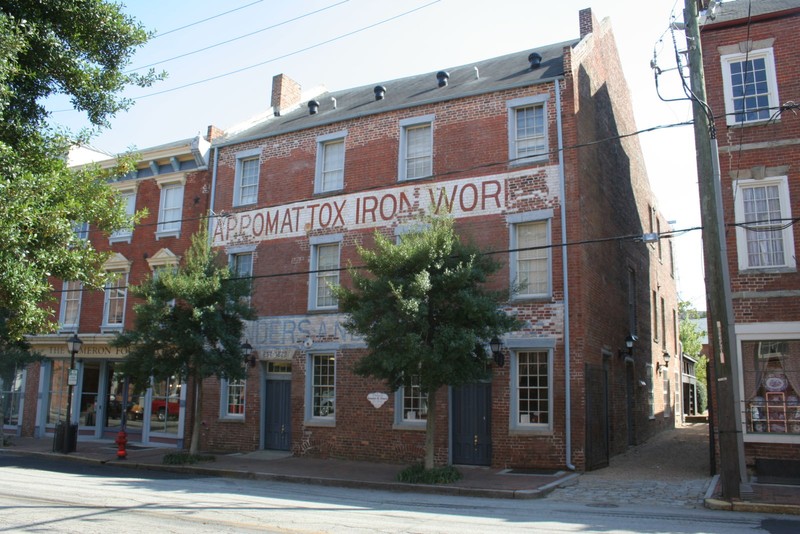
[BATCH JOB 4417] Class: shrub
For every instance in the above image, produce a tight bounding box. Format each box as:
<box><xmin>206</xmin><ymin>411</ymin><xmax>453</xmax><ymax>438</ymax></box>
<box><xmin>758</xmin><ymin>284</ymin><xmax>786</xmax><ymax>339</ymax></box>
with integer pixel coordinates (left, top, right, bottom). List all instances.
<box><xmin>397</xmin><ymin>463</ymin><xmax>462</xmax><ymax>484</ymax></box>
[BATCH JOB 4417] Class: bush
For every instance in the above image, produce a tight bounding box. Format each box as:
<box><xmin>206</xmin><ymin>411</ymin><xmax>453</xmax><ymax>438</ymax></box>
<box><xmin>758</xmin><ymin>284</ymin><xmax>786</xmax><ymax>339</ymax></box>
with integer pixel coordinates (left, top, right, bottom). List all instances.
<box><xmin>162</xmin><ymin>452</ymin><xmax>216</xmax><ymax>465</ymax></box>
<box><xmin>696</xmin><ymin>380</ymin><xmax>708</xmax><ymax>414</ymax></box>
<box><xmin>397</xmin><ymin>463</ymin><xmax>462</xmax><ymax>484</ymax></box>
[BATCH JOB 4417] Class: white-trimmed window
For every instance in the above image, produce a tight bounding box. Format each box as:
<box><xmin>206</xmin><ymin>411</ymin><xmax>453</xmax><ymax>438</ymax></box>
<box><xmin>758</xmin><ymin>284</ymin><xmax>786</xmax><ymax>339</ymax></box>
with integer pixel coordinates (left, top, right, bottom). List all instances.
<box><xmin>509</xmin><ymin>211</ymin><xmax>552</xmax><ymax>299</ymax></box>
<box><xmin>734</xmin><ymin>177</ymin><xmax>796</xmax><ymax>271</ymax></box>
<box><xmin>511</xmin><ymin>350</ymin><xmax>551</xmax><ymax>428</ymax></box>
<box><xmin>315</xmin><ymin>132</ymin><xmax>346</xmax><ymax>193</ymax></box>
<box><xmin>507</xmin><ymin>94</ymin><xmax>548</xmax><ymax>164</ymax></box>
<box><xmin>72</xmin><ymin>222</ymin><xmax>89</xmax><ymax>241</ymax></box>
<box><xmin>662</xmin><ymin>367</ymin><xmax>671</xmax><ymax>418</ymax></box>
<box><xmin>221</xmin><ymin>378</ymin><xmax>245</xmax><ymax>418</ymax></box>
<box><xmin>399</xmin><ymin>115</ymin><xmax>433</xmax><ymax>181</ymax></box>
<box><xmin>102</xmin><ymin>272</ymin><xmax>128</xmax><ymax>330</ymax></box>
<box><xmin>395</xmin><ymin>375</ymin><xmax>427</xmax><ymax>426</ymax></box>
<box><xmin>721</xmin><ymin>47</ymin><xmax>779</xmax><ymax>126</ymax></box>
<box><xmin>59</xmin><ymin>280</ymin><xmax>82</xmax><ymax>331</ymax></box>
<box><xmin>110</xmin><ymin>187</ymin><xmax>137</xmax><ymax>243</ymax></box>
<box><xmin>234</xmin><ymin>149</ymin><xmax>260</xmax><ymax>206</ymax></box>
<box><xmin>155</xmin><ymin>176</ymin><xmax>185</xmax><ymax>238</ymax></box>
<box><xmin>309</xmin><ymin>235</ymin><xmax>341</xmax><ymax>310</ymax></box>
<box><xmin>307</xmin><ymin>353</ymin><xmax>335</xmax><ymax>421</ymax></box>
<box><xmin>230</xmin><ymin>250</ymin><xmax>254</xmax><ymax>303</ymax></box>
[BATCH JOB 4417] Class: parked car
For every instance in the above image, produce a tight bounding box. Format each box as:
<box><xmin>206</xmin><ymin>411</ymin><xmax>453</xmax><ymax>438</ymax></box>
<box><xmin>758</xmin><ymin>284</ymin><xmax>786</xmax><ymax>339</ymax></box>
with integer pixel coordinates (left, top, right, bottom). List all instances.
<box><xmin>151</xmin><ymin>396</ymin><xmax>180</xmax><ymax>421</ymax></box>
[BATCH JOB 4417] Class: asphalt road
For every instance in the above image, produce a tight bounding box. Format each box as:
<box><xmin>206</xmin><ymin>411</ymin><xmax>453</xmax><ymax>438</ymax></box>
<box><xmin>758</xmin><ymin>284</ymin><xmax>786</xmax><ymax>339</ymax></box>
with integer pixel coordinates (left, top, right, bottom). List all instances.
<box><xmin>1</xmin><ymin>453</ymin><xmax>799</xmax><ymax>534</ymax></box>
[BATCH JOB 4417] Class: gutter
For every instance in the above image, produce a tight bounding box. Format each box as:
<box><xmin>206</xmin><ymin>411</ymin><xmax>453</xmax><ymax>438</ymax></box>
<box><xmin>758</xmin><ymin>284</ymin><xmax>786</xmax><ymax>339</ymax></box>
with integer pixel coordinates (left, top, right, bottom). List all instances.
<box><xmin>556</xmin><ymin>78</ymin><xmax>576</xmax><ymax>472</ymax></box>
<box><xmin>208</xmin><ymin>146</ymin><xmax>219</xmax><ymax>244</ymax></box>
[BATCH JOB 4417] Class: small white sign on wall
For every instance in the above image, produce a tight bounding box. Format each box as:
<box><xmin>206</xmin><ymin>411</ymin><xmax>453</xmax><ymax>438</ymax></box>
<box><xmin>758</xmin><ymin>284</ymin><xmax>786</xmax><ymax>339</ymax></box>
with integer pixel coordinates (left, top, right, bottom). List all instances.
<box><xmin>367</xmin><ymin>392</ymin><xmax>388</xmax><ymax>409</ymax></box>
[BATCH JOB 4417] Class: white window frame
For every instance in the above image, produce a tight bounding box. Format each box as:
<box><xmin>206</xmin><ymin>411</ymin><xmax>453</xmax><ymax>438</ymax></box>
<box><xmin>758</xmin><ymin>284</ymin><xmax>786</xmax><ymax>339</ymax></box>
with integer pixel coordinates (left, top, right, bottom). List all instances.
<box><xmin>315</xmin><ymin>131</ymin><xmax>346</xmax><ymax>194</ymax></box>
<box><xmin>220</xmin><ymin>377</ymin><xmax>246</xmax><ymax>419</ymax></box>
<box><xmin>308</xmin><ymin>234</ymin><xmax>341</xmax><ymax>311</ymax></box>
<box><xmin>305</xmin><ymin>352</ymin><xmax>336</xmax><ymax>425</ymax></box>
<box><xmin>229</xmin><ymin>246</ymin><xmax>255</xmax><ymax>304</ymax></box>
<box><xmin>398</xmin><ymin>115</ymin><xmax>434</xmax><ymax>181</ymax></box>
<box><xmin>508</xmin><ymin>210</ymin><xmax>553</xmax><ymax>300</ymax></box>
<box><xmin>58</xmin><ymin>280</ymin><xmax>82</xmax><ymax>332</ymax></box>
<box><xmin>102</xmin><ymin>272</ymin><xmax>128</xmax><ymax>331</ymax></box>
<box><xmin>155</xmin><ymin>175</ymin><xmax>185</xmax><ymax>239</ymax></box>
<box><xmin>110</xmin><ymin>185</ymin><xmax>137</xmax><ymax>243</ymax></box>
<box><xmin>720</xmin><ymin>47</ymin><xmax>779</xmax><ymax>126</ymax></box>
<box><xmin>734</xmin><ymin>176</ymin><xmax>796</xmax><ymax>271</ymax></box>
<box><xmin>393</xmin><ymin>375</ymin><xmax>427</xmax><ymax>428</ymax></box>
<box><xmin>646</xmin><ymin>363</ymin><xmax>655</xmax><ymax>419</ymax></box>
<box><xmin>507</xmin><ymin>94</ymin><xmax>549</xmax><ymax>164</ymax></box>
<box><xmin>509</xmin><ymin>347</ymin><xmax>553</xmax><ymax>432</ymax></box>
<box><xmin>234</xmin><ymin>148</ymin><xmax>261</xmax><ymax>206</ymax></box>
<box><xmin>72</xmin><ymin>222</ymin><xmax>89</xmax><ymax>241</ymax></box>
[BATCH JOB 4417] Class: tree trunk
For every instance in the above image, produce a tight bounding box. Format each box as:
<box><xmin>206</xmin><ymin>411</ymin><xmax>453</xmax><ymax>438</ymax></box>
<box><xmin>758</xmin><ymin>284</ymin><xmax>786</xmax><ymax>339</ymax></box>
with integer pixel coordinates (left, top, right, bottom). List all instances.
<box><xmin>424</xmin><ymin>388</ymin><xmax>437</xmax><ymax>469</ymax></box>
<box><xmin>189</xmin><ymin>376</ymin><xmax>203</xmax><ymax>455</ymax></box>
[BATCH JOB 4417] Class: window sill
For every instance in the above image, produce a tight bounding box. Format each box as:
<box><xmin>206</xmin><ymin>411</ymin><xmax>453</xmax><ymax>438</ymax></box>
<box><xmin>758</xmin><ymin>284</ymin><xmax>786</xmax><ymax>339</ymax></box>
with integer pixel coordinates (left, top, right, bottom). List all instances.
<box><xmin>109</xmin><ymin>235</ymin><xmax>133</xmax><ymax>244</ymax></box>
<box><xmin>509</xmin><ymin>425</ymin><xmax>552</xmax><ymax>436</ymax></box>
<box><xmin>304</xmin><ymin>418</ymin><xmax>335</xmax><ymax>427</ymax></box>
<box><xmin>393</xmin><ymin>421</ymin><xmax>427</xmax><ymax>431</ymax></box>
<box><xmin>101</xmin><ymin>325</ymin><xmax>123</xmax><ymax>333</ymax></box>
<box><xmin>739</xmin><ymin>266</ymin><xmax>796</xmax><ymax>275</ymax></box>
<box><xmin>156</xmin><ymin>230</ymin><xmax>180</xmax><ymax>240</ymax></box>
<box><xmin>509</xmin><ymin>155</ymin><xmax>548</xmax><ymax>167</ymax></box>
<box><xmin>220</xmin><ymin>415</ymin><xmax>245</xmax><ymax>422</ymax></box>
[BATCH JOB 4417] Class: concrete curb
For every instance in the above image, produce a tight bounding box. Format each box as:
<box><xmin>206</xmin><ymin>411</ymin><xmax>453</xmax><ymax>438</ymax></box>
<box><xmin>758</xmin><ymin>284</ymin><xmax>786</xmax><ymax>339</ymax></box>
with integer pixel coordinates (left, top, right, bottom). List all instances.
<box><xmin>702</xmin><ymin>475</ymin><xmax>800</xmax><ymax>516</ymax></box>
<box><xmin>2</xmin><ymin>448</ymin><xmax>558</xmax><ymax>500</ymax></box>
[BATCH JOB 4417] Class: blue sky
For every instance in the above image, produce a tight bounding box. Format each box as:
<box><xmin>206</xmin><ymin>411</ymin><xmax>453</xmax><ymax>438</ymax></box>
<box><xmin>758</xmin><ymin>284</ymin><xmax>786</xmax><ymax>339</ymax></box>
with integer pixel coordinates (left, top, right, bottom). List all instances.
<box><xmin>47</xmin><ymin>0</ymin><xmax>705</xmax><ymax>309</ymax></box>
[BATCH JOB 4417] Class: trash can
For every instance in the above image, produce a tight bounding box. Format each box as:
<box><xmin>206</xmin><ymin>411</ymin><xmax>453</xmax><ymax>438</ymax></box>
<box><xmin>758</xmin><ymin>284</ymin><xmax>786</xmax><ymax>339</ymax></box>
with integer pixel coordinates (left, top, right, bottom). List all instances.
<box><xmin>52</xmin><ymin>421</ymin><xmax>78</xmax><ymax>453</ymax></box>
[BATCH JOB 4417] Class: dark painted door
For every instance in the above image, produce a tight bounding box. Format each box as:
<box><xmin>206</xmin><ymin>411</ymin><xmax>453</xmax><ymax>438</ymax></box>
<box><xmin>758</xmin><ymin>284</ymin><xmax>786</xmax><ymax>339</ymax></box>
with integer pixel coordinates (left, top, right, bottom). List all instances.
<box><xmin>585</xmin><ymin>363</ymin><xmax>609</xmax><ymax>470</ymax></box>
<box><xmin>265</xmin><ymin>380</ymin><xmax>291</xmax><ymax>450</ymax></box>
<box><xmin>452</xmin><ymin>382</ymin><xmax>492</xmax><ymax>465</ymax></box>
<box><xmin>626</xmin><ymin>362</ymin><xmax>635</xmax><ymax>446</ymax></box>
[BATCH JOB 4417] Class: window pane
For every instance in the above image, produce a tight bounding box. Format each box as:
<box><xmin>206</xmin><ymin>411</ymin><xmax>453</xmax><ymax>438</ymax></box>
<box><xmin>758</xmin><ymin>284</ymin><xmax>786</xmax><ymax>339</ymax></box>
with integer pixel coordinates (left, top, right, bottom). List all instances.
<box><xmin>60</xmin><ymin>281</ymin><xmax>82</xmax><ymax>327</ymax></box>
<box><xmin>111</xmin><ymin>191</ymin><xmax>136</xmax><ymax>238</ymax></box>
<box><xmin>321</xmin><ymin>140</ymin><xmax>344</xmax><ymax>192</ymax></box>
<box><xmin>312</xmin><ymin>354</ymin><xmax>335</xmax><ymax>417</ymax></box>
<box><xmin>239</xmin><ymin>158</ymin><xmax>259</xmax><ymax>205</ymax></box>
<box><xmin>516</xmin><ymin>221</ymin><xmax>548</xmax><ymax>295</ymax></box>
<box><xmin>515</xmin><ymin>105</ymin><xmax>545</xmax><ymax>158</ymax></box>
<box><xmin>159</xmin><ymin>185</ymin><xmax>183</xmax><ymax>232</ymax></box>
<box><xmin>730</xmin><ymin>58</ymin><xmax>771</xmax><ymax>122</ymax></box>
<box><xmin>517</xmin><ymin>351</ymin><xmax>548</xmax><ymax>424</ymax></box>
<box><xmin>226</xmin><ymin>380</ymin><xmax>246</xmax><ymax>416</ymax></box>
<box><xmin>743</xmin><ymin>185</ymin><xmax>785</xmax><ymax>267</ymax></box>
<box><xmin>314</xmin><ymin>243</ymin><xmax>339</xmax><ymax>308</ymax></box>
<box><xmin>742</xmin><ymin>340</ymin><xmax>800</xmax><ymax>435</ymax></box>
<box><xmin>404</xmin><ymin>124</ymin><xmax>432</xmax><ymax>179</ymax></box>
<box><xmin>402</xmin><ymin>375</ymin><xmax>428</xmax><ymax>421</ymax></box>
<box><xmin>104</xmin><ymin>273</ymin><xmax>127</xmax><ymax>326</ymax></box>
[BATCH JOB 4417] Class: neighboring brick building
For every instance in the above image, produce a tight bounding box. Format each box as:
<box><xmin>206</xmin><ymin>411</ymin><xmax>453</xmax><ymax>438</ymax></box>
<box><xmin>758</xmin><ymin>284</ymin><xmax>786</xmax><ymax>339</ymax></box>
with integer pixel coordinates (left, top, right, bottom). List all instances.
<box><xmin>18</xmin><ymin>134</ymin><xmax>214</xmax><ymax>448</ymax></box>
<box><xmin>700</xmin><ymin>0</ymin><xmax>800</xmax><ymax>473</ymax></box>
<box><xmin>201</xmin><ymin>8</ymin><xmax>678</xmax><ymax>471</ymax></box>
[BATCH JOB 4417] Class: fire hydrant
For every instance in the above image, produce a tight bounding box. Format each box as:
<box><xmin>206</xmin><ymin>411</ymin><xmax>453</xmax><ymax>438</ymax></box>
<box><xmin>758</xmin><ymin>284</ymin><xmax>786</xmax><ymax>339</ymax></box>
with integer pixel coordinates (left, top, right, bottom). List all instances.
<box><xmin>115</xmin><ymin>430</ymin><xmax>128</xmax><ymax>460</ymax></box>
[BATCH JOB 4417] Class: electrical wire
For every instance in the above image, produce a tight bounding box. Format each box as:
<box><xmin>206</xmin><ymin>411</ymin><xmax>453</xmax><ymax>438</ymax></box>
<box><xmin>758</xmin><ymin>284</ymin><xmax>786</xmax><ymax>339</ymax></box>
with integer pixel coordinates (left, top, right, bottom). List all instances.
<box><xmin>128</xmin><ymin>1</ymin><xmax>350</xmax><ymax>72</ymax></box>
<box><xmin>150</xmin><ymin>0</ymin><xmax>265</xmax><ymax>39</ymax></box>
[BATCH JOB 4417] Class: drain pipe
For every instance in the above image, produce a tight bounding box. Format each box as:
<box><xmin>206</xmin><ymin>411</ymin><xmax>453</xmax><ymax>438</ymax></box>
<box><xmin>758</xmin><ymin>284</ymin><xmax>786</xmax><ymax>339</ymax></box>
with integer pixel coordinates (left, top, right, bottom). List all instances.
<box><xmin>207</xmin><ymin>146</ymin><xmax>219</xmax><ymax>244</ymax></box>
<box><xmin>556</xmin><ymin>79</ymin><xmax>575</xmax><ymax>472</ymax></box>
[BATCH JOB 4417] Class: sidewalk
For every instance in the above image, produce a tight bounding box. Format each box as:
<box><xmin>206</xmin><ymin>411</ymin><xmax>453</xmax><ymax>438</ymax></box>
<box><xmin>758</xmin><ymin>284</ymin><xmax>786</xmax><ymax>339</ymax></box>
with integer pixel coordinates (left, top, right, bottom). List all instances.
<box><xmin>1</xmin><ymin>425</ymin><xmax>799</xmax><ymax>513</ymax></box>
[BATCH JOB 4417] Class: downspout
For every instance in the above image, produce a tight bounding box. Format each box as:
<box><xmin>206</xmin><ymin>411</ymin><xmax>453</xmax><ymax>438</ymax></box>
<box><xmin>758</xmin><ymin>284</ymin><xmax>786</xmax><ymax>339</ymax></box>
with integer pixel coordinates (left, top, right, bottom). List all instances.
<box><xmin>207</xmin><ymin>146</ymin><xmax>219</xmax><ymax>244</ymax></box>
<box><xmin>556</xmin><ymin>79</ymin><xmax>576</xmax><ymax>471</ymax></box>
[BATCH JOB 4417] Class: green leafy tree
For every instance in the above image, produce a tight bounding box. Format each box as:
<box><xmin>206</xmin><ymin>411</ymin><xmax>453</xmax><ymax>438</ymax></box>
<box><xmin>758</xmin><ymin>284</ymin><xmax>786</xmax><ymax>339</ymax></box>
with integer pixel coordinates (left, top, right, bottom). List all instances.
<box><xmin>679</xmin><ymin>300</ymin><xmax>709</xmax><ymax>412</ymax></box>
<box><xmin>111</xmin><ymin>227</ymin><xmax>255</xmax><ymax>455</ymax></box>
<box><xmin>334</xmin><ymin>216</ymin><xmax>519</xmax><ymax>469</ymax></box>
<box><xmin>0</xmin><ymin>1</ymin><xmax>162</xmax><ymax>338</ymax></box>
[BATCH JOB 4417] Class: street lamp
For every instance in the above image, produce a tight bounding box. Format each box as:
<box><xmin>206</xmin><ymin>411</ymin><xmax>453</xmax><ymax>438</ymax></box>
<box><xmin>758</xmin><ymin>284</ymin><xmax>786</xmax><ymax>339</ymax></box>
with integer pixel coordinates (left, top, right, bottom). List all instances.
<box><xmin>241</xmin><ymin>340</ymin><xmax>255</xmax><ymax>367</ymax></box>
<box><xmin>63</xmin><ymin>333</ymin><xmax>82</xmax><ymax>454</ymax></box>
<box><xmin>489</xmin><ymin>336</ymin><xmax>505</xmax><ymax>368</ymax></box>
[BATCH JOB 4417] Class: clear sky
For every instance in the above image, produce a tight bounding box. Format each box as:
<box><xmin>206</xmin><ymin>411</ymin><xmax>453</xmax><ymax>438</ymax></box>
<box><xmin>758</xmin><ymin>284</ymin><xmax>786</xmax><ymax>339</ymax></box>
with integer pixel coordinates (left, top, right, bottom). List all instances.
<box><xmin>47</xmin><ymin>0</ymin><xmax>706</xmax><ymax>309</ymax></box>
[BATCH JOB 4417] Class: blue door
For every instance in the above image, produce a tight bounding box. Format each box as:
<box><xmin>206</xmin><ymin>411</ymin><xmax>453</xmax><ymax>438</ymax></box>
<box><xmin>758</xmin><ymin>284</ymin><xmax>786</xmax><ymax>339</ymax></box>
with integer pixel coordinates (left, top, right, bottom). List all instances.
<box><xmin>265</xmin><ymin>379</ymin><xmax>291</xmax><ymax>450</ymax></box>
<box><xmin>452</xmin><ymin>382</ymin><xmax>492</xmax><ymax>465</ymax></box>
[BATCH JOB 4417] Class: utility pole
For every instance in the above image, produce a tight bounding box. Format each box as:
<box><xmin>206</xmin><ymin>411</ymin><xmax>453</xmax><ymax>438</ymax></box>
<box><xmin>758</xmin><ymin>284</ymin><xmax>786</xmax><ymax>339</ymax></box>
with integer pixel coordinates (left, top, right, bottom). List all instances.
<box><xmin>683</xmin><ymin>0</ymin><xmax>745</xmax><ymax>500</ymax></box>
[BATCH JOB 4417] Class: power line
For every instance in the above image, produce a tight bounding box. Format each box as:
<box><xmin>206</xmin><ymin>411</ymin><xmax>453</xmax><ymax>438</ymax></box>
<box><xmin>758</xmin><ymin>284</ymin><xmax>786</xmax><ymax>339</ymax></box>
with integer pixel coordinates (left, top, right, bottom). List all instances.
<box><xmin>150</xmin><ymin>0</ymin><xmax>265</xmax><ymax>39</ymax></box>
<box><xmin>131</xmin><ymin>1</ymin><xmax>441</xmax><ymax>101</ymax></box>
<box><xmin>129</xmin><ymin>1</ymin><xmax>350</xmax><ymax>72</ymax></box>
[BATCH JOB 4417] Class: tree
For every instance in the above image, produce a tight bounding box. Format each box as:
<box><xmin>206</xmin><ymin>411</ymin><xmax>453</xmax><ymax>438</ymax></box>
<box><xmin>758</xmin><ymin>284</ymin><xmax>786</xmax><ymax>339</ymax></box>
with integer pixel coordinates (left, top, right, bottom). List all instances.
<box><xmin>334</xmin><ymin>216</ymin><xmax>519</xmax><ymax>469</ymax></box>
<box><xmin>0</xmin><ymin>1</ymin><xmax>161</xmax><ymax>338</ymax></box>
<box><xmin>110</xmin><ymin>227</ymin><xmax>255</xmax><ymax>455</ymax></box>
<box><xmin>679</xmin><ymin>300</ymin><xmax>709</xmax><ymax>412</ymax></box>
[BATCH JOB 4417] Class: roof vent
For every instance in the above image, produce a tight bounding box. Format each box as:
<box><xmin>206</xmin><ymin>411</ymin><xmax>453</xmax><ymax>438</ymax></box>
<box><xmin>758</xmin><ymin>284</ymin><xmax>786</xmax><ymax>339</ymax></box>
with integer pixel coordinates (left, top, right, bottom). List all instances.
<box><xmin>308</xmin><ymin>100</ymin><xmax>320</xmax><ymax>115</ymax></box>
<box><xmin>436</xmin><ymin>71</ymin><xmax>449</xmax><ymax>87</ymax></box>
<box><xmin>374</xmin><ymin>85</ymin><xmax>386</xmax><ymax>101</ymax></box>
<box><xmin>528</xmin><ymin>52</ymin><xmax>542</xmax><ymax>70</ymax></box>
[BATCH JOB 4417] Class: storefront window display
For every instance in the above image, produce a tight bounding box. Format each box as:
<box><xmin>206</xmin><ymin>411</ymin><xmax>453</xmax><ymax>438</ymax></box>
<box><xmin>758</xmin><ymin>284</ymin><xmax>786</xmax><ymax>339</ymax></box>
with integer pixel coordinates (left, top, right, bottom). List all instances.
<box><xmin>46</xmin><ymin>360</ymin><xmax>70</xmax><ymax>425</ymax></box>
<box><xmin>1</xmin><ymin>366</ymin><xmax>24</xmax><ymax>426</ymax></box>
<box><xmin>743</xmin><ymin>340</ymin><xmax>800</xmax><ymax>434</ymax></box>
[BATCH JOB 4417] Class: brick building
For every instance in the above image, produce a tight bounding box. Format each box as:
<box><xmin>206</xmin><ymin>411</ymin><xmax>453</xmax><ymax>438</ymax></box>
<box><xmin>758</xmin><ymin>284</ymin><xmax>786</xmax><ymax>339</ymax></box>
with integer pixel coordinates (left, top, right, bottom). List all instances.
<box><xmin>5</xmin><ymin>8</ymin><xmax>680</xmax><ymax>472</ymax></box>
<box><xmin>199</xmin><ymin>8</ymin><xmax>678</xmax><ymax>471</ymax></box>
<box><xmin>700</xmin><ymin>0</ymin><xmax>800</xmax><ymax>473</ymax></box>
<box><xmin>18</xmin><ymin>135</ymin><xmax>213</xmax><ymax>448</ymax></box>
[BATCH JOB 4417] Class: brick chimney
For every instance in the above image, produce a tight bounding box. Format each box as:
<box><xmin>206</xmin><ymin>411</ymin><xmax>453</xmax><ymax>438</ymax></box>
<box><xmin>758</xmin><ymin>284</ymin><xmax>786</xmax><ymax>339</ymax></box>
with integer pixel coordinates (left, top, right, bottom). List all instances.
<box><xmin>271</xmin><ymin>74</ymin><xmax>302</xmax><ymax>117</ymax></box>
<box><xmin>206</xmin><ymin>124</ymin><xmax>224</xmax><ymax>142</ymax></box>
<box><xmin>579</xmin><ymin>8</ymin><xmax>598</xmax><ymax>39</ymax></box>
